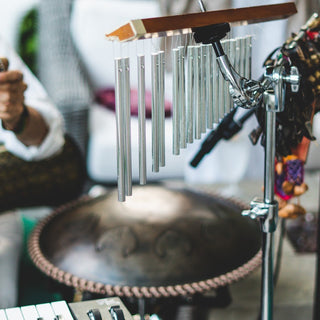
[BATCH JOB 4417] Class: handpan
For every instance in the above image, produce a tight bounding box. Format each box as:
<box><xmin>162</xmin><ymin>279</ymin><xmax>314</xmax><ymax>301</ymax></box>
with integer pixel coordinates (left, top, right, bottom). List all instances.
<box><xmin>29</xmin><ymin>184</ymin><xmax>262</xmax><ymax>298</ymax></box>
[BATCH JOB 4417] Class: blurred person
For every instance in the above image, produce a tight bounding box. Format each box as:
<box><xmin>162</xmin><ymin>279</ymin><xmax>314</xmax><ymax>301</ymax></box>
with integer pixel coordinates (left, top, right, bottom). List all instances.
<box><xmin>0</xmin><ymin>36</ymin><xmax>86</xmax><ymax>308</ymax></box>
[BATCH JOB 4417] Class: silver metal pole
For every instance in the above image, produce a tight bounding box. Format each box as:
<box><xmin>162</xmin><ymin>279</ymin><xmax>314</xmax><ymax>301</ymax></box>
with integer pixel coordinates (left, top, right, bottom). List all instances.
<box><xmin>239</xmin><ymin>37</ymin><xmax>246</xmax><ymax>76</ymax></box>
<box><xmin>205</xmin><ymin>44</ymin><xmax>213</xmax><ymax>129</ymax></box>
<box><xmin>172</xmin><ymin>48</ymin><xmax>180</xmax><ymax>155</ymax></box>
<box><xmin>137</xmin><ymin>55</ymin><xmax>147</xmax><ymax>185</ymax></box>
<box><xmin>245</xmin><ymin>36</ymin><xmax>252</xmax><ymax>79</ymax></box>
<box><xmin>115</xmin><ymin>58</ymin><xmax>126</xmax><ymax>202</ymax></box>
<box><xmin>194</xmin><ymin>46</ymin><xmax>201</xmax><ymax>139</ymax></box>
<box><xmin>262</xmin><ymin>116</ymin><xmax>276</xmax><ymax>320</ymax></box>
<box><xmin>200</xmin><ymin>45</ymin><xmax>206</xmax><ymax>133</ymax></box>
<box><xmin>151</xmin><ymin>52</ymin><xmax>160</xmax><ymax>172</ymax></box>
<box><xmin>218</xmin><ymin>44</ymin><xmax>225</xmax><ymax>120</ymax></box>
<box><xmin>260</xmin><ymin>94</ymin><xmax>277</xmax><ymax>320</ymax></box>
<box><xmin>178</xmin><ymin>46</ymin><xmax>187</xmax><ymax>148</ymax></box>
<box><xmin>213</xmin><ymin>52</ymin><xmax>219</xmax><ymax>124</ymax></box>
<box><xmin>224</xmin><ymin>40</ymin><xmax>231</xmax><ymax>115</ymax></box>
<box><xmin>123</xmin><ymin>57</ymin><xmax>132</xmax><ymax>196</ymax></box>
<box><xmin>235</xmin><ymin>38</ymin><xmax>241</xmax><ymax>74</ymax></box>
<box><xmin>197</xmin><ymin>0</ymin><xmax>206</xmax><ymax>12</ymax></box>
<box><xmin>229</xmin><ymin>39</ymin><xmax>236</xmax><ymax>113</ymax></box>
<box><xmin>187</xmin><ymin>45</ymin><xmax>194</xmax><ymax>143</ymax></box>
<box><xmin>159</xmin><ymin>51</ymin><xmax>166</xmax><ymax>167</ymax></box>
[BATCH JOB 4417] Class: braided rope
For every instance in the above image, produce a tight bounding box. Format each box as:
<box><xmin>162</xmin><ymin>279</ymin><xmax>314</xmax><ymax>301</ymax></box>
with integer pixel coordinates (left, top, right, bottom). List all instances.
<box><xmin>28</xmin><ymin>189</ymin><xmax>262</xmax><ymax>298</ymax></box>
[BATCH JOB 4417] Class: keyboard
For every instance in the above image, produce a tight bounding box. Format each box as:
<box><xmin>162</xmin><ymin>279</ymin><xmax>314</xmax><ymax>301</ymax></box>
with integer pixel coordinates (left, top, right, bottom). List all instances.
<box><xmin>0</xmin><ymin>298</ymin><xmax>133</xmax><ymax>320</ymax></box>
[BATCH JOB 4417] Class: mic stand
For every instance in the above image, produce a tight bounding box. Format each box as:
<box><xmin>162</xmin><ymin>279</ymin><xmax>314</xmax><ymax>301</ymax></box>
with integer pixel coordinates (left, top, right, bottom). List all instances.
<box><xmin>242</xmin><ymin>89</ymin><xmax>279</xmax><ymax>320</ymax></box>
<box><xmin>192</xmin><ymin>21</ymin><xmax>300</xmax><ymax>320</ymax></box>
<box><xmin>190</xmin><ymin>108</ymin><xmax>256</xmax><ymax>168</ymax></box>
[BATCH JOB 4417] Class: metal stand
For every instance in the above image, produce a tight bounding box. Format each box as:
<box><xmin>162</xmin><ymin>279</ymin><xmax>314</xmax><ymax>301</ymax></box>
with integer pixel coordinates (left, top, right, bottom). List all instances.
<box><xmin>313</xmin><ymin>174</ymin><xmax>320</xmax><ymax>320</ymax></box>
<box><xmin>243</xmin><ymin>69</ymin><xmax>299</xmax><ymax>320</ymax></box>
<box><xmin>244</xmin><ymin>91</ymin><xmax>278</xmax><ymax>320</ymax></box>
<box><xmin>193</xmin><ymin>2</ymin><xmax>300</xmax><ymax>318</ymax></box>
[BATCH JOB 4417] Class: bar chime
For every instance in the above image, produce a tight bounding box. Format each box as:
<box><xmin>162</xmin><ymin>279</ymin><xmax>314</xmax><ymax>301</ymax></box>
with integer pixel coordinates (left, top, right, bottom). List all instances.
<box><xmin>106</xmin><ymin>3</ymin><xmax>297</xmax><ymax>201</ymax></box>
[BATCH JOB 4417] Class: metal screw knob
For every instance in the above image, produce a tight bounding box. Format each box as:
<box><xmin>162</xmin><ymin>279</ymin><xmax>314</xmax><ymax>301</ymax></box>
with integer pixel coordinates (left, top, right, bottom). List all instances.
<box><xmin>284</xmin><ymin>66</ymin><xmax>300</xmax><ymax>92</ymax></box>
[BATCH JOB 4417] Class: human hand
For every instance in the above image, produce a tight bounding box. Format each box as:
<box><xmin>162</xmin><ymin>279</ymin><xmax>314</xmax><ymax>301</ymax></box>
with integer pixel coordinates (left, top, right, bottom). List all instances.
<box><xmin>0</xmin><ymin>58</ymin><xmax>28</xmax><ymax>131</ymax></box>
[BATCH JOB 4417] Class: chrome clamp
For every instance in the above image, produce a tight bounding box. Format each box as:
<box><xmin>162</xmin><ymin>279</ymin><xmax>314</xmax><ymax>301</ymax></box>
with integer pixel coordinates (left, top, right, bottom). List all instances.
<box><xmin>242</xmin><ymin>197</ymin><xmax>278</xmax><ymax>233</ymax></box>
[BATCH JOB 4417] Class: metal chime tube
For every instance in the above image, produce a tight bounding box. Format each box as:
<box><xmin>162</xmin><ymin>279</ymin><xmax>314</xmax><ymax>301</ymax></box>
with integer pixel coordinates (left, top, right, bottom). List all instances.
<box><xmin>172</xmin><ymin>48</ymin><xmax>180</xmax><ymax>154</ymax></box>
<box><xmin>123</xmin><ymin>57</ymin><xmax>132</xmax><ymax>196</ymax></box>
<box><xmin>239</xmin><ymin>37</ymin><xmax>246</xmax><ymax>76</ymax></box>
<box><xmin>218</xmin><ymin>42</ymin><xmax>225</xmax><ymax>120</ymax></box>
<box><xmin>212</xmin><ymin>48</ymin><xmax>219</xmax><ymax>124</ymax></box>
<box><xmin>187</xmin><ymin>46</ymin><xmax>194</xmax><ymax>143</ymax></box>
<box><xmin>224</xmin><ymin>40</ymin><xmax>231</xmax><ymax>115</ymax></box>
<box><xmin>205</xmin><ymin>44</ymin><xmax>213</xmax><ymax>129</ymax></box>
<box><xmin>200</xmin><ymin>45</ymin><xmax>206</xmax><ymax>133</ymax></box>
<box><xmin>159</xmin><ymin>51</ymin><xmax>166</xmax><ymax>167</ymax></box>
<box><xmin>235</xmin><ymin>37</ymin><xmax>241</xmax><ymax>74</ymax></box>
<box><xmin>137</xmin><ymin>55</ymin><xmax>146</xmax><ymax>185</ymax></box>
<box><xmin>151</xmin><ymin>52</ymin><xmax>160</xmax><ymax>172</ymax></box>
<box><xmin>178</xmin><ymin>46</ymin><xmax>187</xmax><ymax>148</ymax></box>
<box><xmin>115</xmin><ymin>58</ymin><xmax>126</xmax><ymax>201</ymax></box>
<box><xmin>245</xmin><ymin>35</ymin><xmax>252</xmax><ymax>79</ymax></box>
<box><xmin>229</xmin><ymin>39</ymin><xmax>236</xmax><ymax>112</ymax></box>
<box><xmin>194</xmin><ymin>46</ymin><xmax>201</xmax><ymax>139</ymax></box>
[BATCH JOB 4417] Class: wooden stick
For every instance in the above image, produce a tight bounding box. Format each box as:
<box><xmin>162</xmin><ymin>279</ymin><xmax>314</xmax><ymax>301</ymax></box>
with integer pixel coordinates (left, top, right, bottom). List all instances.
<box><xmin>106</xmin><ymin>2</ymin><xmax>297</xmax><ymax>42</ymax></box>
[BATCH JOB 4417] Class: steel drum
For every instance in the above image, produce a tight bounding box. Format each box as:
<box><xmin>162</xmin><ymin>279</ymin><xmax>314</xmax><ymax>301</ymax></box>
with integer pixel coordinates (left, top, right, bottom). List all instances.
<box><xmin>29</xmin><ymin>184</ymin><xmax>261</xmax><ymax>298</ymax></box>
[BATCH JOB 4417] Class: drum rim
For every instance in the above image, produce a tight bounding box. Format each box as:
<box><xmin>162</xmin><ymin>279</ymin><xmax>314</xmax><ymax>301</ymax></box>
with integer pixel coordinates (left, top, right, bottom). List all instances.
<box><xmin>28</xmin><ymin>186</ymin><xmax>262</xmax><ymax>299</ymax></box>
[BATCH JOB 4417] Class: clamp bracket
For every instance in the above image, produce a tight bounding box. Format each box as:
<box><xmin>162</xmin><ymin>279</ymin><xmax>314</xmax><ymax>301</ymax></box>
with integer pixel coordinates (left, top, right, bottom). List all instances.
<box><xmin>242</xmin><ymin>197</ymin><xmax>278</xmax><ymax>233</ymax></box>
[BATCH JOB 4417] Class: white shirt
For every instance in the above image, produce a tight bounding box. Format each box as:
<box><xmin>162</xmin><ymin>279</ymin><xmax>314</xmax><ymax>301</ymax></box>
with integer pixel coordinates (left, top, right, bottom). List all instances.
<box><xmin>0</xmin><ymin>37</ymin><xmax>65</xmax><ymax>161</ymax></box>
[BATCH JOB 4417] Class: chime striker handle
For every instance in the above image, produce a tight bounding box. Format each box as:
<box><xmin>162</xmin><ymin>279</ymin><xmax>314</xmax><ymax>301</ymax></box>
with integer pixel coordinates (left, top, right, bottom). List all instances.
<box><xmin>193</xmin><ymin>23</ymin><xmax>230</xmax><ymax>56</ymax></box>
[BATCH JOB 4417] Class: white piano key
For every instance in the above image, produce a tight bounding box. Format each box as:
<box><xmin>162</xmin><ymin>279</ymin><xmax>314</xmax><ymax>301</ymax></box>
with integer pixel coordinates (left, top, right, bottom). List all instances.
<box><xmin>36</xmin><ymin>303</ymin><xmax>56</xmax><ymax>320</ymax></box>
<box><xmin>21</xmin><ymin>305</ymin><xmax>40</xmax><ymax>320</ymax></box>
<box><xmin>51</xmin><ymin>301</ymin><xmax>73</xmax><ymax>320</ymax></box>
<box><xmin>5</xmin><ymin>308</ymin><xmax>24</xmax><ymax>320</ymax></box>
<box><xmin>0</xmin><ymin>310</ymin><xmax>7</xmax><ymax>320</ymax></box>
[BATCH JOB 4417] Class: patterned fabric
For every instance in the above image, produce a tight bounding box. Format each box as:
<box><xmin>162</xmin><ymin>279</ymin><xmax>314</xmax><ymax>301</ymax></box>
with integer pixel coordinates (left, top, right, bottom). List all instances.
<box><xmin>0</xmin><ymin>135</ymin><xmax>86</xmax><ymax>213</ymax></box>
<box><xmin>275</xmin><ymin>157</ymin><xmax>305</xmax><ymax>201</ymax></box>
<box><xmin>37</xmin><ymin>0</ymin><xmax>93</xmax><ymax>155</ymax></box>
<box><xmin>253</xmin><ymin>18</ymin><xmax>320</xmax><ymax>159</ymax></box>
<box><xmin>286</xmin><ymin>158</ymin><xmax>304</xmax><ymax>186</ymax></box>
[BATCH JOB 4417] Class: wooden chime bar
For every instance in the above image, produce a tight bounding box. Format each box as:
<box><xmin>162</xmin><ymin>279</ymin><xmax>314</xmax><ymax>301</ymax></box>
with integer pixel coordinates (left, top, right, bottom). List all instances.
<box><xmin>105</xmin><ymin>2</ymin><xmax>297</xmax><ymax>42</ymax></box>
